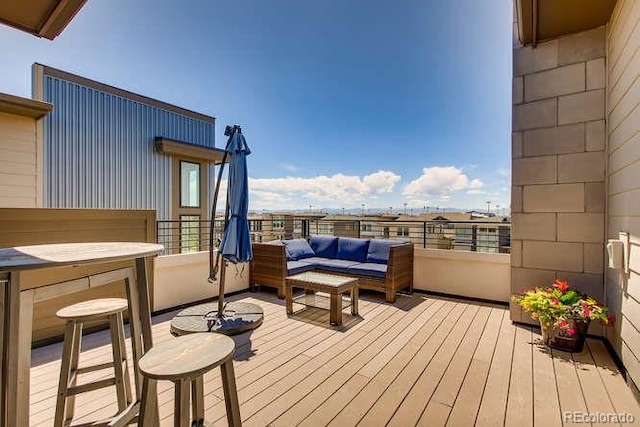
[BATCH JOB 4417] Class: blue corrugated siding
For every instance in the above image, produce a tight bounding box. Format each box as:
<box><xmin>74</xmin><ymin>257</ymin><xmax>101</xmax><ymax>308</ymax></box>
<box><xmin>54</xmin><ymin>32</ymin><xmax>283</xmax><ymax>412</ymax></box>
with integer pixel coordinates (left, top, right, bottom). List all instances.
<box><xmin>42</xmin><ymin>75</ymin><xmax>215</xmax><ymax>221</ymax></box>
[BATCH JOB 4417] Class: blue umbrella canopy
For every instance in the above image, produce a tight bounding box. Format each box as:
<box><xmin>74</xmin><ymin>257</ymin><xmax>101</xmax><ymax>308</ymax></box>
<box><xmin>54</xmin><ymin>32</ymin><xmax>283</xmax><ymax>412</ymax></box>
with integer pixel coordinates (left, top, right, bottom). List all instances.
<box><xmin>218</xmin><ymin>130</ymin><xmax>253</xmax><ymax>264</ymax></box>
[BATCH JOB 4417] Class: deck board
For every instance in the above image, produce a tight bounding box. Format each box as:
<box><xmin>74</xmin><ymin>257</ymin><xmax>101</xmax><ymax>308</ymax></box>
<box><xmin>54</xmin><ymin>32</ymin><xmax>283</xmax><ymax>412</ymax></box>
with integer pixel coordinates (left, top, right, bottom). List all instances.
<box><xmin>28</xmin><ymin>290</ymin><xmax>640</xmax><ymax>426</ymax></box>
<box><xmin>475</xmin><ymin>308</ymin><xmax>515</xmax><ymax>427</ymax></box>
<box><xmin>445</xmin><ymin>308</ymin><xmax>504</xmax><ymax>426</ymax></box>
<box><xmin>505</xmin><ymin>325</ymin><xmax>534</xmax><ymax>427</ymax></box>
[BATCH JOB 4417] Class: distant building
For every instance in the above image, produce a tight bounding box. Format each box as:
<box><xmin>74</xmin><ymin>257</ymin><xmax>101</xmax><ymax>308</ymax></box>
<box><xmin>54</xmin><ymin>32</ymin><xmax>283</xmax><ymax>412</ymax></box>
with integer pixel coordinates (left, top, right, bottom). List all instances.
<box><xmin>248</xmin><ymin>211</ymin><xmax>511</xmax><ymax>254</ymax></box>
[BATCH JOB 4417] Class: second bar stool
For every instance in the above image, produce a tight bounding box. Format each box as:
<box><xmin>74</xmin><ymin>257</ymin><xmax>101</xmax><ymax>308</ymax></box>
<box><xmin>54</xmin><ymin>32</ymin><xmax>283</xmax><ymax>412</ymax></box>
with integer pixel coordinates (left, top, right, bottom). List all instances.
<box><xmin>54</xmin><ymin>298</ymin><xmax>132</xmax><ymax>427</ymax></box>
<box><xmin>138</xmin><ymin>332</ymin><xmax>241</xmax><ymax>427</ymax></box>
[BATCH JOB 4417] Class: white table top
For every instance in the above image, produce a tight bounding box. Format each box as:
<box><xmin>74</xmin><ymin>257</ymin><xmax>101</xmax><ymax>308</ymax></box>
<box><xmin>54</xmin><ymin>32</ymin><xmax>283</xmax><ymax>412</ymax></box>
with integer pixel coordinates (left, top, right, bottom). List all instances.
<box><xmin>0</xmin><ymin>242</ymin><xmax>164</xmax><ymax>271</ymax></box>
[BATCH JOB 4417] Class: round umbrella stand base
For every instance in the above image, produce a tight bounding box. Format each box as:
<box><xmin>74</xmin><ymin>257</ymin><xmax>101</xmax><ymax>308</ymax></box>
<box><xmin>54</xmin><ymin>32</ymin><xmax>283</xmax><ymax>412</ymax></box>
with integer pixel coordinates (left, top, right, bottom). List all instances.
<box><xmin>170</xmin><ymin>301</ymin><xmax>263</xmax><ymax>336</ymax></box>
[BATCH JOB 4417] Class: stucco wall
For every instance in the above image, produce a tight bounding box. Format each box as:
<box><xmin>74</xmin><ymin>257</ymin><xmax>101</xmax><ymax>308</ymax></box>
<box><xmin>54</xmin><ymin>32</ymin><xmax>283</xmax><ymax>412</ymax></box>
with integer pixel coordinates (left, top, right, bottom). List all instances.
<box><xmin>0</xmin><ymin>112</ymin><xmax>38</xmax><ymax>207</ymax></box>
<box><xmin>153</xmin><ymin>251</ymin><xmax>249</xmax><ymax>312</ymax></box>
<box><xmin>511</xmin><ymin>27</ymin><xmax>607</xmax><ymax>323</ymax></box>
<box><xmin>414</xmin><ymin>249</ymin><xmax>510</xmax><ymax>302</ymax></box>
<box><xmin>605</xmin><ymin>0</ymin><xmax>640</xmax><ymax>391</ymax></box>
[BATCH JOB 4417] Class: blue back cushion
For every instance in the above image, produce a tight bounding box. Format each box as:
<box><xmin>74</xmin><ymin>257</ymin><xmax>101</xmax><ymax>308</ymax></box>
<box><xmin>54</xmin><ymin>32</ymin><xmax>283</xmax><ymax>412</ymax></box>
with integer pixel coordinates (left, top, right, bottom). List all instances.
<box><xmin>283</xmin><ymin>239</ymin><xmax>315</xmax><ymax>261</ymax></box>
<box><xmin>336</xmin><ymin>237</ymin><xmax>370</xmax><ymax>262</ymax></box>
<box><xmin>366</xmin><ymin>239</ymin><xmax>401</xmax><ymax>264</ymax></box>
<box><xmin>309</xmin><ymin>235</ymin><xmax>338</xmax><ymax>258</ymax></box>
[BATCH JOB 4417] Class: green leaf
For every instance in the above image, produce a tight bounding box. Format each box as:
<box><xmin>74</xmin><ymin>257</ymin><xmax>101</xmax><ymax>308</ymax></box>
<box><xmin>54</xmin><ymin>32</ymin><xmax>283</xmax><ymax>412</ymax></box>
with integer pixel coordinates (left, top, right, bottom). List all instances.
<box><xmin>559</xmin><ymin>290</ymin><xmax>580</xmax><ymax>305</ymax></box>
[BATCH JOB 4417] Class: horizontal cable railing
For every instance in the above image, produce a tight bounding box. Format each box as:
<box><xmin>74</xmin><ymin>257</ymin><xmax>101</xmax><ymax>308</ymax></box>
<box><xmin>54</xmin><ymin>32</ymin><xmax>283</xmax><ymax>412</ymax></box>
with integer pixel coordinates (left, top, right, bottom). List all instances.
<box><xmin>157</xmin><ymin>217</ymin><xmax>511</xmax><ymax>255</ymax></box>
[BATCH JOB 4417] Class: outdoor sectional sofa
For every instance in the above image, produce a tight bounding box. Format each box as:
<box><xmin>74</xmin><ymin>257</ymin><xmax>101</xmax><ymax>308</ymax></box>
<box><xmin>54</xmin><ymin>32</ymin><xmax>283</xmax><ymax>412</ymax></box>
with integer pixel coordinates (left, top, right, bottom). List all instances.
<box><xmin>250</xmin><ymin>235</ymin><xmax>414</xmax><ymax>303</ymax></box>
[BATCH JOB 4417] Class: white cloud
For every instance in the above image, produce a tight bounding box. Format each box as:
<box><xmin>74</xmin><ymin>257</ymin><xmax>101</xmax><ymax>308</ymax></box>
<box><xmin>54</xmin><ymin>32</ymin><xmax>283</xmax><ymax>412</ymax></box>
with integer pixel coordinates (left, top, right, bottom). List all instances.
<box><xmin>469</xmin><ymin>179</ymin><xmax>484</xmax><ymax>189</ymax></box>
<box><xmin>363</xmin><ymin>171</ymin><xmax>402</xmax><ymax>194</ymax></box>
<box><xmin>243</xmin><ymin>170</ymin><xmax>401</xmax><ymax>209</ymax></box>
<box><xmin>280</xmin><ymin>163</ymin><xmax>300</xmax><ymax>172</ymax></box>
<box><xmin>467</xmin><ymin>189</ymin><xmax>486</xmax><ymax>195</ymax></box>
<box><xmin>402</xmin><ymin>166</ymin><xmax>484</xmax><ymax>199</ymax></box>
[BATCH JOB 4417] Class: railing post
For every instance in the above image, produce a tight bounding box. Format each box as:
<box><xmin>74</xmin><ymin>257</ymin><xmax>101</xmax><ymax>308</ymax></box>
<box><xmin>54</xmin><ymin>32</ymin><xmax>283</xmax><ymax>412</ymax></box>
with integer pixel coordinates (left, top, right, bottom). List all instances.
<box><xmin>358</xmin><ymin>220</ymin><xmax>361</xmax><ymax>238</ymax></box>
<box><xmin>423</xmin><ymin>222</ymin><xmax>427</xmax><ymax>249</ymax></box>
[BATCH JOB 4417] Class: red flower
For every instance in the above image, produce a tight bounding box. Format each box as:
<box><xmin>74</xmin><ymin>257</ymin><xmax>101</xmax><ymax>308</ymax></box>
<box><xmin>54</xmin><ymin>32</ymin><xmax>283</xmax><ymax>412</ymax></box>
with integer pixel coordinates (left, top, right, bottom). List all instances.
<box><xmin>567</xmin><ymin>328</ymin><xmax>576</xmax><ymax>336</ymax></box>
<box><xmin>557</xmin><ymin>320</ymin><xmax>569</xmax><ymax>329</ymax></box>
<box><xmin>607</xmin><ymin>314</ymin><xmax>616</xmax><ymax>325</ymax></box>
<box><xmin>554</xmin><ymin>279</ymin><xmax>569</xmax><ymax>293</ymax></box>
<box><xmin>583</xmin><ymin>307</ymin><xmax>593</xmax><ymax>317</ymax></box>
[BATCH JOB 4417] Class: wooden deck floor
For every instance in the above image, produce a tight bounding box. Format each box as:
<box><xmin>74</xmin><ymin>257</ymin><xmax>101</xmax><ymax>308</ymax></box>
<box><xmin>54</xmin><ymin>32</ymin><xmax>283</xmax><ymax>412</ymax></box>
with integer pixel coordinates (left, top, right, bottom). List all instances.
<box><xmin>30</xmin><ymin>291</ymin><xmax>640</xmax><ymax>426</ymax></box>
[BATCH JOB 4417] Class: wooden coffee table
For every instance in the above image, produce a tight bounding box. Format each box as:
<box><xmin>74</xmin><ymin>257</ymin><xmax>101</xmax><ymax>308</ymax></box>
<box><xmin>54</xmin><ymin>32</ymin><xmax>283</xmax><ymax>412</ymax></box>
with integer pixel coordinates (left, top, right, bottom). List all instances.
<box><xmin>285</xmin><ymin>271</ymin><xmax>359</xmax><ymax>325</ymax></box>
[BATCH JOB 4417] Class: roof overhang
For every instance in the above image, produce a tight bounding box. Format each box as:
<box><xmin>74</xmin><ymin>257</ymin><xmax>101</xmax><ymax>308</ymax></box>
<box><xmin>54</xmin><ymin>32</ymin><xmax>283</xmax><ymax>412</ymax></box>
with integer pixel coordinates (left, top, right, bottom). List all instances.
<box><xmin>515</xmin><ymin>0</ymin><xmax>617</xmax><ymax>46</ymax></box>
<box><xmin>155</xmin><ymin>137</ymin><xmax>227</xmax><ymax>164</ymax></box>
<box><xmin>0</xmin><ymin>92</ymin><xmax>52</xmax><ymax>119</ymax></box>
<box><xmin>0</xmin><ymin>0</ymin><xmax>87</xmax><ymax>40</ymax></box>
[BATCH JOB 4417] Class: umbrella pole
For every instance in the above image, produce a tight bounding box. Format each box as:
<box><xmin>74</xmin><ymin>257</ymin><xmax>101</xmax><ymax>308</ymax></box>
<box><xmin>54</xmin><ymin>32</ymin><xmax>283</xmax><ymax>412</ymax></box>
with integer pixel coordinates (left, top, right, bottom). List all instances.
<box><xmin>217</xmin><ymin>258</ymin><xmax>227</xmax><ymax>317</ymax></box>
<box><xmin>208</xmin><ymin>136</ymin><xmax>232</xmax><ymax>282</ymax></box>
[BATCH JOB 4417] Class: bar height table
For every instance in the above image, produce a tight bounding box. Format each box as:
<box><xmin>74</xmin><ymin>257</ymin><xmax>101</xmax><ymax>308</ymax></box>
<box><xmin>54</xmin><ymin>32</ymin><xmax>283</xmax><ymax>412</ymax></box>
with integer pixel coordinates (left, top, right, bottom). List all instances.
<box><xmin>0</xmin><ymin>242</ymin><xmax>164</xmax><ymax>427</ymax></box>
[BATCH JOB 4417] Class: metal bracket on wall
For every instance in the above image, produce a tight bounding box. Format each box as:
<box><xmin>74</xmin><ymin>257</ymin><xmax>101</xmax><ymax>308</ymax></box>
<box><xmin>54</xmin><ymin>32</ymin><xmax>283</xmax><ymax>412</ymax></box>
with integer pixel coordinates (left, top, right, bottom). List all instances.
<box><xmin>619</xmin><ymin>231</ymin><xmax>630</xmax><ymax>276</ymax></box>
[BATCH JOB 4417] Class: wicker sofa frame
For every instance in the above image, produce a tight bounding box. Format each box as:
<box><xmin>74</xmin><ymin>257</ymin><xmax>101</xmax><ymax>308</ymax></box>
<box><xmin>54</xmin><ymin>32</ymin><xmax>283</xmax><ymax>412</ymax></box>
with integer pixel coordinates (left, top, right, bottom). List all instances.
<box><xmin>249</xmin><ymin>240</ymin><xmax>414</xmax><ymax>303</ymax></box>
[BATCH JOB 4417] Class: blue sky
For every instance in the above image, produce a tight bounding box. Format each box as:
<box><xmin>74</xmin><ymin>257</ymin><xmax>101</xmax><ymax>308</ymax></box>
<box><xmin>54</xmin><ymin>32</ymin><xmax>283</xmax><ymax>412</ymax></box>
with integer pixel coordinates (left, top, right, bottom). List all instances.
<box><xmin>1</xmin><ymin>0</ymin><xmax>512</xmax><ymax>214</ymax></box>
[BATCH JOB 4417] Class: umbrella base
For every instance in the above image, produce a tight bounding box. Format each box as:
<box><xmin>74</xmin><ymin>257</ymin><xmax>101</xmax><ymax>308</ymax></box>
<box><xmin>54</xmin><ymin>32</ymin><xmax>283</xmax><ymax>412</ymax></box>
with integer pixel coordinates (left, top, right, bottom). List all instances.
<box><xmin>170</xmin><ymin>301</ymin><xmax>263</xmax><ymax>336</ymax></box>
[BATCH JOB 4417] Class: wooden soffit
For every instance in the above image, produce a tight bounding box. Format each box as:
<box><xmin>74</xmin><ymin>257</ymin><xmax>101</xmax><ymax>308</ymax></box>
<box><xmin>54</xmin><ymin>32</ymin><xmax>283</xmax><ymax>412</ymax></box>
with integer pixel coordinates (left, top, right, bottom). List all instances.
<box><xmin>0</xmin><ymin>92</ymin><xmax>52</xmax><ymax>119</ymax></box>
<box><xmin>155</xmin><ymin>137</ymin><xmax>227</xmax><ymax>164</ymax></box>
<box><xmin>0</xmin><ymin>0</ymin><xmax>88</xmax><ymax>40</ymax></box>
<box><xmin>516</xmin><ymin>0</ymin><xmax>617</xmax><ymax>46</ymax></box>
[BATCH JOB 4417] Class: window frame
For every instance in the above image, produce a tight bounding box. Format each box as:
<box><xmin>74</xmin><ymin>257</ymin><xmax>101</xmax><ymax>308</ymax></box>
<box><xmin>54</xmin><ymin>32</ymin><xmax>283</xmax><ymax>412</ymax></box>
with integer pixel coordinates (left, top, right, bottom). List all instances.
<box><xmin>179</xmin><ymin>160</ymin><xmax>201</xmax><ymax>209</ymax></box>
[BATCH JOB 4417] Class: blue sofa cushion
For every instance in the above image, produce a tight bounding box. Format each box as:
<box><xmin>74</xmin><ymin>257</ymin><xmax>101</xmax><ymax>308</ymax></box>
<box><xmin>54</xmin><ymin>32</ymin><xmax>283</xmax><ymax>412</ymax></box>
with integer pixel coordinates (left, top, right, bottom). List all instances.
<box><xmin>347</xmin><ymin>262</ymin><xmax>387</xmax><ymax>279</ymax></box>
<box><xmin>336</xmin><ymin>237</ymin><xmax>370</xmax><ymax>263</ymax></box>
<box><xmin>302</xmin><ymin>257</ymin><xmax>360</xmax><ymax>275</ymax></box>
<box><xmin>286</xmin><ymin>260</ymin><xmax>315</xmax><ymax>275</ymax></box>
<box><xmin>283</xmin><ymin>238</ymin><xmax>315</xmax><ymax>261</ymax></box>
<box><xmin>367</xmin><ymin>239</ymin><xmax>402</xmax><ymax>264</ymax></box>
<box><xmin>309</xmin><ymin>235</ymin><xmax>338</xmax><ymax>258</ymax></box>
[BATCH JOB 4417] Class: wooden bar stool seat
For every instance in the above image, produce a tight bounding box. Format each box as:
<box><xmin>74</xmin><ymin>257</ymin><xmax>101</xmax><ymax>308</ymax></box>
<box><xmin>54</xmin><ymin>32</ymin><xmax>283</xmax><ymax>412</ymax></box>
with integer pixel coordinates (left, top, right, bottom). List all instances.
<box><xmin>138</xmin><ymin>333</ymin><xmax>241</xmax><ymax>427</ymax></box>
<box><xmin>54</xmin><ymin>298</ymin><xmax>132</xmax><ymax>427</ymax></box>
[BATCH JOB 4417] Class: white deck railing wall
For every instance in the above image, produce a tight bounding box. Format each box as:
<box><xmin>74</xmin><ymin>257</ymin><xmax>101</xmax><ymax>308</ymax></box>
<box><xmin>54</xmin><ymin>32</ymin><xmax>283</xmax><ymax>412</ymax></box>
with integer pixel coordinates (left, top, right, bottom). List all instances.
<box><xmin>153</xmin><ymin>249</ymin><xmax>510</xmax><ymax>311</ymax></box>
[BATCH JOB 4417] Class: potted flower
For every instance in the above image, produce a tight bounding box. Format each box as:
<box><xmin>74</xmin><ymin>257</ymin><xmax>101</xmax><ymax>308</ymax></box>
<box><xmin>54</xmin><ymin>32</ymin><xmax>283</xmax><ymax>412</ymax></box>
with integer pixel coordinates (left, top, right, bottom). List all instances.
<box><xmin>512</xmin><ymin>279</ymin><xmax>615</xmax><ymax>352</ymax></box>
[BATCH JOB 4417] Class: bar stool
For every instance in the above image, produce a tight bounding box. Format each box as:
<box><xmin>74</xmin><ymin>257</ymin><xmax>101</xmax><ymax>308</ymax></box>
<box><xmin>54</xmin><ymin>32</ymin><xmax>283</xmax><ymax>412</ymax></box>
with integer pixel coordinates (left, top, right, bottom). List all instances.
<box><xmin>54</xmin><ymin>298</ymin><xmax>132</xmax><ymax>427</ymax></box>
<box><xmin>138</xmin><ymin>332</ymin><xmax>241</xmax><ymax>427</ymax></box>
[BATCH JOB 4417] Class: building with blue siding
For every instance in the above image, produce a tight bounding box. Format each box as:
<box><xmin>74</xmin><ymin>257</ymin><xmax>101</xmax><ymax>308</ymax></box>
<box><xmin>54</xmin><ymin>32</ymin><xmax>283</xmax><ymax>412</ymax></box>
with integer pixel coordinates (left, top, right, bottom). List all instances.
<box><xmin>32</xmin><ymin>64</ymin><xmax>224</xmax><ymax>227</ymax></box>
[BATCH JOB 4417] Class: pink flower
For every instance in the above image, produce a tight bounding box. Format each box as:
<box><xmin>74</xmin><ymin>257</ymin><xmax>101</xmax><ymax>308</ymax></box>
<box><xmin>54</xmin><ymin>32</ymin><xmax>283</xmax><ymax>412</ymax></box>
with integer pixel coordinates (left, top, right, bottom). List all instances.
<box><xmin>557</xmin><ymin>320</ymin><xmax>569</xmax><ymax>329</ymax></box>
<box><xmin>567</xmin><ymin>328</ymin><xmax>576</xmax><ymax>336</ymax></box>
<box><xmin>607</xmin><ymin>314</ymin><xmax>616</xmax><ymax>325</ymax></box>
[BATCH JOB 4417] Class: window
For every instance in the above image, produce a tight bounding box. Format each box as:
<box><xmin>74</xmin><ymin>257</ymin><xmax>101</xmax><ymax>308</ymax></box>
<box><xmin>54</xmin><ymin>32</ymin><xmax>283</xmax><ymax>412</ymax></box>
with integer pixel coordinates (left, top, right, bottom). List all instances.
<box><xmin>318</xmin><ymin>224</ymin><xmax>331</xmax><ymax>233</ymax></box>
<box><xmin>477</xmin><ymin>227</ymin><xmax>499</xmax><ymax>253</ymax></box>
<box><xmin>250</xmin><ymin>220</ymin><xmax>262</xmax><ymax>232</ymax></box>
<box><xmin>180</xmin><ymin>215</ymin><xmax>200</xmax><ymax>253</ymax></box>
<box><xmin>456</xmin><ymin>227</ymin><xmax>473</xmax><ymax>241</ymax></box>
<box><xmin>273</xmin><ymin>219</ymin><xmax>285</xmax><ymax>228</ymax></box>
<box><xmin>397</xmin><ymin>226</ymin><xmax>409</xmax><ymax>237</ymax></box>
<box><xmin>383</xmin><ymin>227</ymin><xmax>390</xmax><ymax>238</ymax></box>
<box><xmin>180</xmin><ymin>161</ymin><xmax>200</xmax><ymax>207</ymax></box>
<box><xmin>361</xmin><ymin>223</ymin><xmax>372</xmax><ymax>232</ymax></box>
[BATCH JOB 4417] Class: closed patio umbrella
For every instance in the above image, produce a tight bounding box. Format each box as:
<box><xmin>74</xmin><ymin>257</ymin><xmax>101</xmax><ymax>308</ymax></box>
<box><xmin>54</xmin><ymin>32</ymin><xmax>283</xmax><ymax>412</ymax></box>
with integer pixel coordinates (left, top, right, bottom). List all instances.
<box><xmin>218</xmin><ymin>129</ymin><xmax>253</xmax><ymax>265</ymax></box>
<box><xmin>170</xmin><ymin>125</ymin><xmax>263</xmax><ymax>336</ymax></box>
